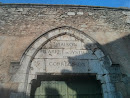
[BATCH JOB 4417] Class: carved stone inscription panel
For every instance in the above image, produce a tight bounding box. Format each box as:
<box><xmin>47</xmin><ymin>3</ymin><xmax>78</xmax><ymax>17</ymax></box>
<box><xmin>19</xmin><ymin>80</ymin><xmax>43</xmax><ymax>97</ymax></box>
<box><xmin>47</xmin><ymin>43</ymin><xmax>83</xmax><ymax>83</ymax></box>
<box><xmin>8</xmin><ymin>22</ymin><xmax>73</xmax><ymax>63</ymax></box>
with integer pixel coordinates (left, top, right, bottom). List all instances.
<box><xmin>34</xmin><ymin>35</ymin><xmax>98</xmax><ymax>73</ymax></box>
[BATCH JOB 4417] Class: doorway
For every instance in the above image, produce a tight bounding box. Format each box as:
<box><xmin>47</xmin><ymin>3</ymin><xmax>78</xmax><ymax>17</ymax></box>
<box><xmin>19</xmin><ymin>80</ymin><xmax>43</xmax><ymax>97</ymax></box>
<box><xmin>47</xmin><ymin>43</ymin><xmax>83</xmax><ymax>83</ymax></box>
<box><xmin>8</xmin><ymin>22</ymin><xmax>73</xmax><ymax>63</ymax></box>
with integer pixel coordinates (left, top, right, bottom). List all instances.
<box><xmin>30</xmin><ymin>74</ymin><xmax>102</xmax><ymax>98</ymax></box>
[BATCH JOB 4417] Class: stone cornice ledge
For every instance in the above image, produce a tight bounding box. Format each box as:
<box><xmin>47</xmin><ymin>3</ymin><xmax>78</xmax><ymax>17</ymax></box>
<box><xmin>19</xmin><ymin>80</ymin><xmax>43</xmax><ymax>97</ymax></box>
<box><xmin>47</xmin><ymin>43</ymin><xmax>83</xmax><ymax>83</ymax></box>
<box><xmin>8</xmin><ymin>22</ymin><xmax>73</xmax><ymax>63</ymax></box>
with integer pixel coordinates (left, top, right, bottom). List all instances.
<box><xmin>0</xmin><ymin>3</ymin><xmax>130</xmax><ymax>11</ymax></box>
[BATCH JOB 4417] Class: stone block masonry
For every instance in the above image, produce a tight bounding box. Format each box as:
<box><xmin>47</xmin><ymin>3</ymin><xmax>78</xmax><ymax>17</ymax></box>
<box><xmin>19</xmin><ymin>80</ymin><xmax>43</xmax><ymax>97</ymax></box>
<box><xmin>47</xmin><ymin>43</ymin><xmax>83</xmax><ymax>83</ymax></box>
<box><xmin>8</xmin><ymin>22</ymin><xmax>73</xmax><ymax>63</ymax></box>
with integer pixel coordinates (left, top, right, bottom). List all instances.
<box><xmin>0</xmin><ymin>4</ymin><xmax>130</xmax><ymax>98</ymax></box>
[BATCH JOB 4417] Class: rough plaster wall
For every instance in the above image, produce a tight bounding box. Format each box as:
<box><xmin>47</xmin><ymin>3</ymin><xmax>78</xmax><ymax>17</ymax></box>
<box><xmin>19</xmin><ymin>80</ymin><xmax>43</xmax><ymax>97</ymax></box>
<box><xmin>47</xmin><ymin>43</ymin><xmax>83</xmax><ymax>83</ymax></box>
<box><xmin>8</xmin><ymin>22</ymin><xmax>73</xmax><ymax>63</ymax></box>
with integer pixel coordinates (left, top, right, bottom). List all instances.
<box><xmin>0</xmin><ymin>4</ymin><xmax>130</xmax><ymax>98</ymax></box>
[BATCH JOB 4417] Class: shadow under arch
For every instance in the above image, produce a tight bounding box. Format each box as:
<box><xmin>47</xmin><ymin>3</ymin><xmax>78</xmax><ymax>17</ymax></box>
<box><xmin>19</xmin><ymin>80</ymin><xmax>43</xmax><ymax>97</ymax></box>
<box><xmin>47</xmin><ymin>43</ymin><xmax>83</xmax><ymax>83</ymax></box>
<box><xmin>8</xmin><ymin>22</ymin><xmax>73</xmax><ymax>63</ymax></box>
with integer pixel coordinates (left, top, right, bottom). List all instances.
<box><xmin>12</xmin><ymin>26</ymin><xmax>116</xmax><ymax>98</ymax></box>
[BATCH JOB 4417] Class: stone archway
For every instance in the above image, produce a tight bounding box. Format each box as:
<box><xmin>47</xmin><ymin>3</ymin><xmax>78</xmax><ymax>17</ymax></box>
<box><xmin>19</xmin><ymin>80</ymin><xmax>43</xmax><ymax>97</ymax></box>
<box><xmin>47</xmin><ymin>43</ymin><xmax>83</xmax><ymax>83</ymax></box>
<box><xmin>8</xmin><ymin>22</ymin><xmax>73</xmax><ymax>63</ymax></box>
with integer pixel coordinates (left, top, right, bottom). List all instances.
<box><xmin>11</xmin><ymin>26</ymin><xmax>118</xmax><ymax>98</ymax></box>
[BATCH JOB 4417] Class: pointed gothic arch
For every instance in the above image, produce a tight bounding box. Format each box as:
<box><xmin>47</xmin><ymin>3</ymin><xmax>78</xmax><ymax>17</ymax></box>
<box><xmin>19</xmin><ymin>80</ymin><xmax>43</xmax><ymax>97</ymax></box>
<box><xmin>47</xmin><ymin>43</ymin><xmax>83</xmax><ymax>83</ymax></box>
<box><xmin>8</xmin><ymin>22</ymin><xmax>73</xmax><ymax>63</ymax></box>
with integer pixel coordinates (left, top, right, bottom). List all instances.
<box><xmin>12</xmin><ymin>26</ymin><xmax>118</xmax><ymax>98</ymax></box>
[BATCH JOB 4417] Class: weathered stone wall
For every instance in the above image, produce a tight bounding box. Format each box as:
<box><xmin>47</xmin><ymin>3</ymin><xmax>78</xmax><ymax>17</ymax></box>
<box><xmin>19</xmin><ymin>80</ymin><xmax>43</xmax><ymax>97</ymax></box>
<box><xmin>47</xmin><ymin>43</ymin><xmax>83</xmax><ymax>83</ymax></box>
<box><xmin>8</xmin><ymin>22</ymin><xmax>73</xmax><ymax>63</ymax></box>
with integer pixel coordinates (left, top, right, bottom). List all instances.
<box><xmin>0</xmin><ymin>4</ymin><xmax>130</xmax><ymax>98</ymax></box>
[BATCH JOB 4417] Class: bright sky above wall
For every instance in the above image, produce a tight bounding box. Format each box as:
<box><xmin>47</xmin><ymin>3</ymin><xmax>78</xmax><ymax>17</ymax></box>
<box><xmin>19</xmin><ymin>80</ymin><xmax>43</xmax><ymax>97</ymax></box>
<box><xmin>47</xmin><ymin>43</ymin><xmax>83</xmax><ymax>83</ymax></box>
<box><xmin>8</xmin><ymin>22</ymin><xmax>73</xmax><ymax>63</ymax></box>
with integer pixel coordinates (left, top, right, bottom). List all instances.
<box><xmin>0</xmin><ymin>0</ymin><xmax>130</xmax><ymax>8</ymax></box>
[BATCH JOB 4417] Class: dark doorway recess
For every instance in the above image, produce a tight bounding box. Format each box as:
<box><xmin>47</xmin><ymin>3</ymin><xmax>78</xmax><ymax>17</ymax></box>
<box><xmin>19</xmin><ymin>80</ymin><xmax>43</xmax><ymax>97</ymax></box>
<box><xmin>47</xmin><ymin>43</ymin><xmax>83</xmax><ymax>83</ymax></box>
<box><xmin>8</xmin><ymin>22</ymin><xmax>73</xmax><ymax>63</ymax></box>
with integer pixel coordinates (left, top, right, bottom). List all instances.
<box><xmin>30</xmin><ymin>74</ymin><xmax>103</xmax><ymax>98</ymax></box>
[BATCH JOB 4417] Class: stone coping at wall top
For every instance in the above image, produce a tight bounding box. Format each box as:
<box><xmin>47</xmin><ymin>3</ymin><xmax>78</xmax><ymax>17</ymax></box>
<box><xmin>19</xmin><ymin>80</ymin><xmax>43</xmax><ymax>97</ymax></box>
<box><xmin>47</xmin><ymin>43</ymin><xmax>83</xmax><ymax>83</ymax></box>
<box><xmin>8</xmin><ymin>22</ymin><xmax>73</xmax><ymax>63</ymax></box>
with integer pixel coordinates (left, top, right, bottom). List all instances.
<box><xmin>0</xmin><ymin>3</ymin><xmax>130</xmax><ymax>11</ymax></box>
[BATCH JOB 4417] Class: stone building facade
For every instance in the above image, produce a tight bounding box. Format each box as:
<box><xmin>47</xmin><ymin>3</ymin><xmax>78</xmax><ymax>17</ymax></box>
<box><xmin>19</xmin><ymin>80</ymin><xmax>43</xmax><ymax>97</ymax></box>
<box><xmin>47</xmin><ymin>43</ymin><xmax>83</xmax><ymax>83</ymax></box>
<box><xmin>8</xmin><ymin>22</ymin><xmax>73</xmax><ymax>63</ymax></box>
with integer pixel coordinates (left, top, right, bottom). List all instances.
<box><xmin>0</xmin><ymin>4</ymin><xmax>130</xmax><ymax>98</ymax></box>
